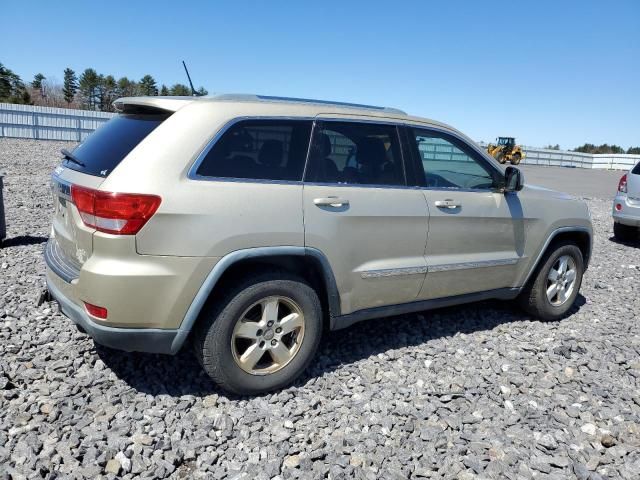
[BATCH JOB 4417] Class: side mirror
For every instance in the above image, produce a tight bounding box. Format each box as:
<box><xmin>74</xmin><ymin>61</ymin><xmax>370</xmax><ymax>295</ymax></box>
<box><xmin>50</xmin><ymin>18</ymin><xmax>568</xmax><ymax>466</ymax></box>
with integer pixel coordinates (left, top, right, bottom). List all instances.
<box><xmin>504</xmin><ymin>166</ymin><xmax>524</xmax><ymax>192</ymax></box>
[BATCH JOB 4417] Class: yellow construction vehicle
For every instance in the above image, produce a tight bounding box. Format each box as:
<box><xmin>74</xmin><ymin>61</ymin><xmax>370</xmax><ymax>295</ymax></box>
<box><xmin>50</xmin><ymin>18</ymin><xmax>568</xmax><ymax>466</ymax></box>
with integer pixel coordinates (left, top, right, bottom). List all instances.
<box><xmin>487</xmin><ymin>137</ymin><xmax>525</xmax><ymax>165</ymax></box>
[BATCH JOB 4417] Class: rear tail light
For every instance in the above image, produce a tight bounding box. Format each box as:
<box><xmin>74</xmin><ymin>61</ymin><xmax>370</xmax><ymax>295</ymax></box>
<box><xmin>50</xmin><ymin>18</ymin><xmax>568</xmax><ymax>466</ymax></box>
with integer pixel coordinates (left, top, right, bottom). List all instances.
<box><xmin>71</xmin><ymin>185</ymin><xmax>161</xmax><ymax>235</ymax></box>
<box><xmin>618</xmin><ymin>174</ymin><xmax>628</xmax><ymax>193</ymax></box>
<box><xmin>84</xmin><ymin>302</ymin><xmax>108</xmax><ymax>319</ymax></box>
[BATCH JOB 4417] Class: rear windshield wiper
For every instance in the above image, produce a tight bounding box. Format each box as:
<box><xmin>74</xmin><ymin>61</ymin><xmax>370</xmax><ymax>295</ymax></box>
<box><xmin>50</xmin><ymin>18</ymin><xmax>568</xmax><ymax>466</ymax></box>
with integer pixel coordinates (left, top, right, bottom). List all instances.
<box><xmin>61</xmin><ymin>148</ymin><xmax>85</xmax><ymax>168</ymax></box>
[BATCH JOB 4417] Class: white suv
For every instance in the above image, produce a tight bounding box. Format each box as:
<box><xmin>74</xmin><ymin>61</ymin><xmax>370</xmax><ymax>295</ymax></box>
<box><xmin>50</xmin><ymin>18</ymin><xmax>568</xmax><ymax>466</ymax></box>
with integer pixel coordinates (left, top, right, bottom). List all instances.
<box><xmin>613</xmin><ymin>161</ymin><xmax>640</xmax><ymax>241</ymax></box>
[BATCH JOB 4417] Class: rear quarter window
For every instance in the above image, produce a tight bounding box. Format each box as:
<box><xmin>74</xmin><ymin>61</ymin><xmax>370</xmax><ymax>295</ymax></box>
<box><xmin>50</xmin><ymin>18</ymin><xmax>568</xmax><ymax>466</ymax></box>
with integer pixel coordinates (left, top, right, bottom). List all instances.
<box><xmin>64</xmin><ymin>114</ymin><xmax>169</xmax><ymax>177</ymax></box>
<box><xmin>195</xmin><ymin>120</ymin><xmax>312</xmax><ymax>181</ymax></box>
<box><xmin>632</xmin><ymin>162</ymin><xmax>640</xmax><ymax>175</ymax></box>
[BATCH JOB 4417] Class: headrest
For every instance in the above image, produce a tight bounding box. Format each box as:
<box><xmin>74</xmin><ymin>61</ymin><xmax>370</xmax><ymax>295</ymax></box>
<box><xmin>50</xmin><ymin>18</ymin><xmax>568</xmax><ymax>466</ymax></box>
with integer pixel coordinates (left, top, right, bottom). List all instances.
<box><xmin>319</xmin><ymin>134</ymin><xmax>332</xmax><ymax>158</ymax></box>
<box><xmin>358</xmin><ymin>137</ymin><xmax>386</xmax><ymax>167</ymax></box>
<box><xmin>258</xmin><ymin>140</ymin><xmax>284</xmax><ymax>167</ymax></box>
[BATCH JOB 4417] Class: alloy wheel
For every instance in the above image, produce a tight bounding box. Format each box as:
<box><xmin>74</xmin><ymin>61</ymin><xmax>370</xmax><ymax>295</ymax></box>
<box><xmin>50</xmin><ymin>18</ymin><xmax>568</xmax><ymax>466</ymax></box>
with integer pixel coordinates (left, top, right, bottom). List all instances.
<box><xmin>546</xmin><ymin>255</ymin><xmax>577</xmax><ymax>306</ymax></box>
<box><xmin>231</xmin><ymin>296</ymin><xmax>305</xmax><ymax>375</ymax></box>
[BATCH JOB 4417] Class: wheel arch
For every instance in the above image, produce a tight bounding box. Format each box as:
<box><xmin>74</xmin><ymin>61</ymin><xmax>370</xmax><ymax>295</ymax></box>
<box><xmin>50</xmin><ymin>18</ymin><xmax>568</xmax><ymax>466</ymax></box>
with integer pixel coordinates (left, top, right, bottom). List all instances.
<box><xmin>519</xmin><ymin>226</ymin><xmax>592</xmax><ymax>289</ymax></box>
<box><xmin>170</xmin><ymin>247</ymin><xmax>340</xmax><ymax>354</ymax></box>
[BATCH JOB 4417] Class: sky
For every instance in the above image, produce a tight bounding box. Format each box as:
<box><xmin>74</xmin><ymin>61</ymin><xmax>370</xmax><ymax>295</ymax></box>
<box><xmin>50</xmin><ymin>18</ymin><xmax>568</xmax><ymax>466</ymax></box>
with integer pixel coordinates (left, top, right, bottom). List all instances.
<box><xmin>2</xmin><ymin>0</ymin><xmax>639</xmax><ymax>149</ymax></box>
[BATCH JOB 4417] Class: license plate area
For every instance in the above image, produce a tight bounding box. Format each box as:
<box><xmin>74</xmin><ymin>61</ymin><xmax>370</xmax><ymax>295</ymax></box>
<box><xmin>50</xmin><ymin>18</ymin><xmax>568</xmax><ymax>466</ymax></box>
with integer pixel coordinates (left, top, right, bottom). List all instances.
<box><xmin>52</xmin><ymin>176</ymin><xmax>72</xmax><ymax>221</ymax></box>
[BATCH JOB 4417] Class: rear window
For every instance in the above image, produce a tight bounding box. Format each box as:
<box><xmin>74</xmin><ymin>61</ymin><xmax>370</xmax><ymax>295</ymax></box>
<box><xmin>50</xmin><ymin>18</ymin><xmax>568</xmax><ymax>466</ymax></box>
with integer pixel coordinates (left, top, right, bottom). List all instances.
<box><xmin>195</xmin><ymin>120</ymin><xmax>312</xmax><ymax>181</ymax></box>
<box><xmin>63</xmin><ymin>114</ymin><xmax>168</xmax><ymax>177</ymax></box>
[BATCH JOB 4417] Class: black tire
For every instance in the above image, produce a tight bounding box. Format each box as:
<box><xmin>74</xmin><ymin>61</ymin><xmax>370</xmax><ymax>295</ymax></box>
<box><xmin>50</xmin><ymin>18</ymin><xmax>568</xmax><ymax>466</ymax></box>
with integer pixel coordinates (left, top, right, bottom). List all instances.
<box><xmin>613</xmin><ymin>222</ymin><xmax>637</xmax><ymax>242</ymax></box>
<box><xmin>518</xmin><ymin>242</ymin><xmax>584</xmax><ymax>321</ymax></box>
<box><xmin>511</xmin><ymin>152</ymin><xmax>522</xmax><ymax>165</ymax></box>
<box><xmin>193</xmin><ymin>271</ymin><xmax>323</xmax><ymax>395</ymax></box>
<box><xmin>495</xmin><ymin>152</ymin><xmax>506</xmax><ymax>164</ymax></box>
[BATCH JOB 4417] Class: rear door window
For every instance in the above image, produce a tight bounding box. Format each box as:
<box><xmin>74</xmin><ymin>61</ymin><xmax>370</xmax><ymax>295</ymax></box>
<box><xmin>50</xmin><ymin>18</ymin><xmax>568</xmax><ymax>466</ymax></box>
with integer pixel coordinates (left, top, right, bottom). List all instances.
<box><xmin>64</xmin><ymin>114</ymin><xmax>169</xmax><ymax>177</ymax></box>
<box><xmin>304</xmin><ymin>121</ymin><xmax>406</xmax><ymax>186</ymax></box>
<box><xmin>195</xmin><ymin>120</ymin><xmax>312</xmax><ymax>181</ymax></box>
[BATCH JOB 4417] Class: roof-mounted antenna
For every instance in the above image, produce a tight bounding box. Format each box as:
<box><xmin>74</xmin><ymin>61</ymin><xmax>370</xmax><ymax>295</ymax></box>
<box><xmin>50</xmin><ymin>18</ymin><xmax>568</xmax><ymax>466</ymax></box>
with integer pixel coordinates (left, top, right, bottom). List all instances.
<box><xmin>182</xmin><ymin>60</ymin><xmax>197</xmax><ymax>96</ymax></box>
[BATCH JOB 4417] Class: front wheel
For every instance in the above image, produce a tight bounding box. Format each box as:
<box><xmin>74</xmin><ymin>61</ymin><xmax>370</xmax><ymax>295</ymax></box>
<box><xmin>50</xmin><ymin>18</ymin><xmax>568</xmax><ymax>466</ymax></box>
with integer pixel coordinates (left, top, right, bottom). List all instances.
<box><xmin>510</xmin><ymin>152</ymin><xmax>522</xmax><ymax>165</ymax></box>
<box><xmin>518</xmin><ymin>242</ymin><xmax>584</xmax><ymax>321</ymax></box>
<box><xmin>194</xmin><ymin>272</ymin><xmax>323</xmax><ymax>395</ymax></box>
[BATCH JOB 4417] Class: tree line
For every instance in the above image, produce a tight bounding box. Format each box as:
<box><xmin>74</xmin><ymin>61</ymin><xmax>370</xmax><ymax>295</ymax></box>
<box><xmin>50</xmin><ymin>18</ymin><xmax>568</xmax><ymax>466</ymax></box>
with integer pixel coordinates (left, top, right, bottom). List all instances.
<box><xmin>545</xmin><ymin>143</ymin><xmax>639</xmax><ymax>154</ymax></box>
<box><xmin>573</xmin><ymin>143</ymin><xmax>640</xmax><ymax>155</ymax></box>
<box><xmin>0</xmin><ymin>60</ymin><xmax>207</xmax><ymax>112</ymax></box>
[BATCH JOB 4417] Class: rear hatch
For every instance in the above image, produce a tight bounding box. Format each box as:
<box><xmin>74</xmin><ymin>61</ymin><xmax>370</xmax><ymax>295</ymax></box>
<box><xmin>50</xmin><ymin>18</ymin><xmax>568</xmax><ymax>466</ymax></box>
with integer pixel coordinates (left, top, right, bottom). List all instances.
<box><xmin>627</xmin><ymin>163</ymin><xmax>640</xmax><ymax>204</ymax></box>
<box><xmin>50</xmin><ymin>112</ymin><xmax>169</xmax><ymax>269</ymax></box>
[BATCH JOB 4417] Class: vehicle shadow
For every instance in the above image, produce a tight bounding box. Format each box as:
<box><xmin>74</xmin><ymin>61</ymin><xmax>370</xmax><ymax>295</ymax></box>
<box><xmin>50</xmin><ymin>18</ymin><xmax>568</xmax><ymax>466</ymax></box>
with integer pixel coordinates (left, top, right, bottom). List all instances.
<box><xmin>95</xmin><ymin>294</ymin><xmax>586</xmax><ymax>399</ymax></box>
<box><xmin>608</xmin><ymin>236</ymin><xmax>640</xmax><ymax>248</ymax></box>
<box><xmin>1</xmin><ymin>235</ymin><xmax>48</xmax><ymax>248</ymax></box>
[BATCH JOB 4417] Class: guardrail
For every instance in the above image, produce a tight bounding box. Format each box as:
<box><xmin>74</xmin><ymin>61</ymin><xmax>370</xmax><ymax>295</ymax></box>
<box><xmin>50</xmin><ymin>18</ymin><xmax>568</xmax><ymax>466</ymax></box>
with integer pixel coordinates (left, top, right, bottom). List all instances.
<box><xmin>1</xmin><ymin>103</ymin><xmax>638</xmax><ymax>170</ymax></box>
<box><xmin>0</xmin><ymin>102</ymin><xmax>115</xmax><ymax>142</ymax></box>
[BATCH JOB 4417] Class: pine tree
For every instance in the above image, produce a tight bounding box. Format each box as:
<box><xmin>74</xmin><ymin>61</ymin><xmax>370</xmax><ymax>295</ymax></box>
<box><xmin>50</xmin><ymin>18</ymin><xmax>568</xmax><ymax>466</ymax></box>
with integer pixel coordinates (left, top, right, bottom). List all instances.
<box><xmin>100</xmin><ymin>75</ymin><xmax>118</xmax><ymax>111</ymax></box>
<box><xmin>169</xmin><ymin>83</ymin><xmax>191</xmax><ymax>96</ymax></box>
<box><xmin>63</xmin><ymin>68</ymin><xmax>78</xmax><ymax>105</ymax></box>
<box><xmin>0</xmin><ymin>63</ymin><xmax>12</xmax><ymax>100</ymax></box>
<box><xmin>138</xmin><ymin>75</ymin><xmax>158</xmax><ymax>96</ymax></box>
<box><xmin>79</xmin><ymin>68</ymin><xmax>100</xmax><ymax>109</ymax></box>
<box><xmin>31</xmin><ymin>73</ymin><xmax>46</xmax><ymax>91</ymax></box>
<box><xmin>0</xmin><ymin>63</ymin><xmax>31</xmax><ymax>104</ymax></box>
<box><xmin>196</xmin><ymin>86</ymin><xmax>208</xmax><ymax>96</ymax></box>
<box><xmin>159</xmin><ymin>84</ymin><xmax>169</xmax><ymax>96</ymax></box>
<box><xmin>117</xmin><ymin>77</ymin><xmax>138</xmax><ymax>97</ymax></box>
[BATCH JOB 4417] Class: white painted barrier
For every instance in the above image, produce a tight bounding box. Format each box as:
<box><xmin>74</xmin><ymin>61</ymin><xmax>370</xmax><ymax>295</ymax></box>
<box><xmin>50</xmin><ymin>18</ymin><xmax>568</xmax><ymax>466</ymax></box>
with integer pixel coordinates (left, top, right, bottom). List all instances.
<box><xmin>0</xmin><ymin>102</ymin><xmax>114</xmax><ymax>142</ymax></box>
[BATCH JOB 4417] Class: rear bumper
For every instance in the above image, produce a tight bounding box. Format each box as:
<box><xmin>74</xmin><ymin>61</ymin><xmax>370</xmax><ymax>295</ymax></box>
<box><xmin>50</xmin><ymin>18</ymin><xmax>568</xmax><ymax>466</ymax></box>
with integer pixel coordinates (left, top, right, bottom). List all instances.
<box><xmin>613</xmin><ymin>194</ymin><xmax>640</xmax><ymax>226</ymax></box>
<box><xmin>47</xmin><ymin>270</ymin><xmax>179</xmax><ymax>354</ymax></box>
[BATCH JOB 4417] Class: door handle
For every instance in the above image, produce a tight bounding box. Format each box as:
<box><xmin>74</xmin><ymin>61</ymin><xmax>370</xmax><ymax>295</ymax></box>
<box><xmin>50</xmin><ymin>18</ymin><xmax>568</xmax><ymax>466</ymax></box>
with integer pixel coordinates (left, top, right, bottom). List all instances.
<box><xmin>434</xmin><ymin>199</ymin><xmax>461</xmax><ymax>209</ymax></box>
<box><xmin>314</xmin><ymin>197</ymin><xmax>350</xmax><ymax>207</ymax></box>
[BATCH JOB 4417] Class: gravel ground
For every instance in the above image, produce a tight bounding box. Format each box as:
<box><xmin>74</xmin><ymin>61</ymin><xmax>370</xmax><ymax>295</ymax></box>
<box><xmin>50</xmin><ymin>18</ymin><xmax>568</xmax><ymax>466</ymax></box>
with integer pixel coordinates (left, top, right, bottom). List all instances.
<box><xmin>0</xmin><ymin>137</ymin><xmax>639</xmax><ymax>480</ymax></box>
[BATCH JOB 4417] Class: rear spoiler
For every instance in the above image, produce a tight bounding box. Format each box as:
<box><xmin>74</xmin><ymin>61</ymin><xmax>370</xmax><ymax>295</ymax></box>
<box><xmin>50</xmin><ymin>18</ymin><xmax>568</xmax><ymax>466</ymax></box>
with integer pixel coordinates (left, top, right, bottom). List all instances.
<box><xmin>113</xmin><ymin>96</ymin><xmax>196</xmax><ymax>114</ymax></box>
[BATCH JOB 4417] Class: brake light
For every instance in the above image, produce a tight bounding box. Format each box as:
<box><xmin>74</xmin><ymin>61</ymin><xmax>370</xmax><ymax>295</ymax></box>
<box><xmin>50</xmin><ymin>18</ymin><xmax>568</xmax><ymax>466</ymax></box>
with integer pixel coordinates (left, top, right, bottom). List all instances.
<box><xmin>70</xmin><ymin>185</ymin><xmax>161</xmax><ymax>235</ymax></box>
<box><xmin>618</xmin><ymin>174</ymin><xmax>628</xmax><ymax>193</ymax></box>
<box><xmin>84</xmin><ymin>302</ymin><xmax>108</xmax><ymax>319</ymax></box>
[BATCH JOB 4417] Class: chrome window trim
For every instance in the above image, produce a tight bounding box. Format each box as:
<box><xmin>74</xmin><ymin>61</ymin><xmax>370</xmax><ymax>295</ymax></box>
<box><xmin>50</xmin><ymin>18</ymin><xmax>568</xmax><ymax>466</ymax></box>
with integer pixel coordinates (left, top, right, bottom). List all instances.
<box><xmin>187</xmin><ymin>116</ymin><xmax>316</xmax><ymax>183</ymax></box>
<box><xmin>188</xmin><ymin>115</ymin><xmax>505</xmax><ymax>191</ymax></box>
<box><xmin>304</xmin><ymin>118</ymin><xmax>409</xmax><ymax>187</ymax></box>
<box><xmin>404</xmin><ymin>124</ymin><xmax>505</xmax><ymax>192</ymax></box>
<box><xmin>303</xmin><ymin>181</ymin><xmax>416</xmax><ymax>191</ymax></box>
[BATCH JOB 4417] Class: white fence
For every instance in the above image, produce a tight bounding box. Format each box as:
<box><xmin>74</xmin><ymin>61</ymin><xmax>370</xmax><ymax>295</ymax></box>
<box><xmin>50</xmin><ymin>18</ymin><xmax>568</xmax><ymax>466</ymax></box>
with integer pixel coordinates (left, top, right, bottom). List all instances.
<box><xmin>519</xmin><ymin>146</ymin><xmax>639</xmax><ymax>171</ymax></box>
<box><xmin>0</xmin><ymin>103</ymin><xmax>115</xmax><ymax>142</ymax></box>
<box><xmin>1</xmin><ymin>102</ymin><xmax>638</xmax><ymax>170</ymax></box>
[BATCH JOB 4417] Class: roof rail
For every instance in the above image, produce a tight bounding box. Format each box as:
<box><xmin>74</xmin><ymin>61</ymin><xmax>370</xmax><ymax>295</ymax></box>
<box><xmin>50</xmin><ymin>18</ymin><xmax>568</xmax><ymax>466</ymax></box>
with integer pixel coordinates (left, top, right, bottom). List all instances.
<box><xmin>211</xmin><ymin>94</ymin><xmax>407</xmax><ymax>115</ymax></box>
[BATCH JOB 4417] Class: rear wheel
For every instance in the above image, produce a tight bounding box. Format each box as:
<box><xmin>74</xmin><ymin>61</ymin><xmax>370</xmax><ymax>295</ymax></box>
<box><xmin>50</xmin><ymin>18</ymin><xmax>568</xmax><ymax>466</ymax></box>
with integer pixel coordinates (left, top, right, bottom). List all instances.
<box><xmin>194</xmin><ymin>271</ymin><xmax>323</xmax><ymax>395</ymax></box>
<box><xmin>518</xmin><ymin>242</ymin><xmax>584</xmax><ymax>321</ymax></box>
<box><xmin>511</xmin><ymin>152</ymin><xmax>522</xmax><ymax>165</ymax></box>
<box><xmin>613</xmin><ymin>222</ymin><xmax>637</xmax><ymax>242</ymax></box>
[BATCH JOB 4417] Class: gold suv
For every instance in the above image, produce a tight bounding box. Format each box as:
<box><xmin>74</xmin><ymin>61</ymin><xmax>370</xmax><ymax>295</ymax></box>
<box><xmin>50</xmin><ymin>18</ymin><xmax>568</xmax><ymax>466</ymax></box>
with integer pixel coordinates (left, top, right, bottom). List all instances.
<box><xmin>46</xmin><ymin>94</ymin><xmax>593</xmax><ymax>394</ymax></box>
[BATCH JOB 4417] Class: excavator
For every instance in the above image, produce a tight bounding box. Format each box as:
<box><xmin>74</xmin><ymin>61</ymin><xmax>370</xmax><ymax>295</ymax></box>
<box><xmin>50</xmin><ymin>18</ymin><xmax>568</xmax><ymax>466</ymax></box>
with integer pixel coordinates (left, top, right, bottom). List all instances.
<box><xmin>487</xmin><ymin>137</ymin><xmax>525</xmax><ymax>165</ymax></box>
